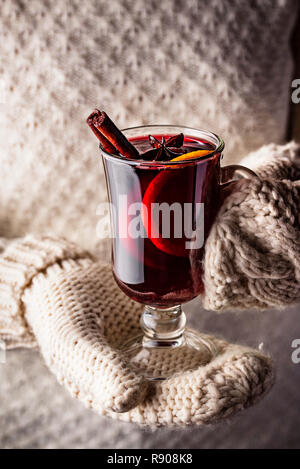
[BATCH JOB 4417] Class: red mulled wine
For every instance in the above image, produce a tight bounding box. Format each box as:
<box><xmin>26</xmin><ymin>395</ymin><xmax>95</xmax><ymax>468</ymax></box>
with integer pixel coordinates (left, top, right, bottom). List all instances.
<box><xmin>103</xmin><ymin>133</ymin><xmax>220</xmax><ymax>307</ymax></box>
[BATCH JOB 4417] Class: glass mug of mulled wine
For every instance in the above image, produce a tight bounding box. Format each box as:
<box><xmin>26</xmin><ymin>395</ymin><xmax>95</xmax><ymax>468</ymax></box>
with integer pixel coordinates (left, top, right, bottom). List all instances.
<box><xmin>87</xmin><ymin>113</ymin><xmax>256</xmax><ymax>380</ymax></box>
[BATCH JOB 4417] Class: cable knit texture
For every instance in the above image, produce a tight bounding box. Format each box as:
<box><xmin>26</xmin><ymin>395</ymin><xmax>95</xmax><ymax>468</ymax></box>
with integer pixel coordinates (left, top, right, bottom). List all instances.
<box><xmin>0</xmin><ymin>237</ymin><xmax>274</xmax><ymax>426</ymax></box>
<box><xmin>0</xmin><ymin>0</ymin><xmax>298</xmax><ymax>257</ymax></box>
<box><xmin>0</xmin><ymin>144</ymin><xmax>299</xmax><ymax>426</ymax></box>
<box><xmin>23</xmin><ymin>260</ymin><xmax>149</xmax><ymax>414</ymax></box>
<box><xmin>0</xmin><ymin>235</ymin><xmax>91</xmax><ymax>349</ymax></box>
<box><xmin>202</xmin><ymin>142</ymin><xmax>300</xmax><ymax>311</ymax></box>
<box><xmin>0</xmin><ymin>235</ymin><xmax>148</xmax><ymax>413</ymax></box>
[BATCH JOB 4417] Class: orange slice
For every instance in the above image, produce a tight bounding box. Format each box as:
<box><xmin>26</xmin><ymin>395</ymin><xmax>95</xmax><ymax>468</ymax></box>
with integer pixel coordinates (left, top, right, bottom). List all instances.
<box><xmin>170</xmin><ymin>149</ymin><xmax>212</xmax><ymax>162</ymax></box>
<box><xmin>141</xmin><ymin>149</ymin><xmax>212</xmax><ymax>257</ymax></box>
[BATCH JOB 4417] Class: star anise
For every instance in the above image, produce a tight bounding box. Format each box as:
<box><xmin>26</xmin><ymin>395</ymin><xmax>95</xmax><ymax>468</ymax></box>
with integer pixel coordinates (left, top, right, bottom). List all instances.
<box><xmin>141</xmin><ymin>133</ymin><xmax>185</xmax><ymax>161</ymax></box>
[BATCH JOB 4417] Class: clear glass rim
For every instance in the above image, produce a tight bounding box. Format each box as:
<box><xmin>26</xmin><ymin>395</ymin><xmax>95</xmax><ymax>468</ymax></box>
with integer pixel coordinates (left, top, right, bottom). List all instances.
<box><xmin>100</xmin><ymin>125</ymin><xmax>225</xmax><ymax>166</ymax></box>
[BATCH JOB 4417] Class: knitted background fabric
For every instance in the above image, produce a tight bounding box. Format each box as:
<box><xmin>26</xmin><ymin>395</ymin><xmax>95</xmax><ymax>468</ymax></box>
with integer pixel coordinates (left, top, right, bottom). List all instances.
<box><xmin>0</xmin><ymin>0</ymin><xmax>298</xmax><ymax>256</ymax></box>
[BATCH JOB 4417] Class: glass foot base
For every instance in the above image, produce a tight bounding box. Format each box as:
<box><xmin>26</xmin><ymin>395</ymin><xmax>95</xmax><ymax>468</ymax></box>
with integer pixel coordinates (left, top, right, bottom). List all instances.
<box><xmin>121</xmin><ymin>329</ymin><xmax>218</xmax><ymax>381</ymax></box>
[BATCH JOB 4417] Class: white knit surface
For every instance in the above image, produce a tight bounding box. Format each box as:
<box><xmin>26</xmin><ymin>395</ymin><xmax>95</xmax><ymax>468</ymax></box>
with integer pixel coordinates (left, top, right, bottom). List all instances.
<box><xmin>0</xmin><ymin>0</ymin><xmax>297</xmax><ymax>255</ymax></box>
<box><xmin>202</xmin><ymin>142</ymin><xmax>300</xmax><ymax>311</ymax></box>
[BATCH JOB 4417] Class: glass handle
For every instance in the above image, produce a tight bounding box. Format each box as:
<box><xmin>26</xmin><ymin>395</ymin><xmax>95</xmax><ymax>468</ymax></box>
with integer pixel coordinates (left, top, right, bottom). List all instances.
<box><xmin>220</xmin><ymin>164</ymin><xmax>258</xmax><ymax>184</ymax></box>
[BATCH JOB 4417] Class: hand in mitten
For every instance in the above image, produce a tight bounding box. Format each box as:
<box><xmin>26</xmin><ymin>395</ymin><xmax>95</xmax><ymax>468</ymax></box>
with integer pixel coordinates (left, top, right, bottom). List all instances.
<box><xmin>202</xmin><ymin>141</ymin><xmax>300</xmax><ymax>311</ymax></box>
<box><xmin>0</xmin><ymin>235</ymin><xmax>273</xmax><ymax>427</ymax></box>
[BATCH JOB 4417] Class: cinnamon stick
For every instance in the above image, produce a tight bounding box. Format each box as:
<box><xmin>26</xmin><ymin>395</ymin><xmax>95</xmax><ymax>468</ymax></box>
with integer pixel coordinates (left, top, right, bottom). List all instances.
<box><xmin>86</xmin><ymin>114</ymin><xmax>118</xmax><ymax>154</ymax></box>
<box><xmin>87</xmin><ymin>110</ymin><xmax>139</xmax><ymax>159</ymax></box>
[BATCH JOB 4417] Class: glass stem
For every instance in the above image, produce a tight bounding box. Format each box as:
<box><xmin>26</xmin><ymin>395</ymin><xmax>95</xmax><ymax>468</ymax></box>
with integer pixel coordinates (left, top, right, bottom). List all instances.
<box><xmin>140</xmin><ymin>305</ymin><xmax>186</xmax><ymax>348</ymax></box>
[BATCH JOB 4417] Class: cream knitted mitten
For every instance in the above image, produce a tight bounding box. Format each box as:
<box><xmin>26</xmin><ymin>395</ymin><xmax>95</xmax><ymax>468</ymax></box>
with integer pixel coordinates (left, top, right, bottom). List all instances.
<box><xmin>0</xmin><ymin>236</ymin><xmax>148</xmax><ymax>414</ymax></box>
<box><xmin>202</xmin><ymin>141</ymin><xmax>300</xmax><ymax>311</ymax></box>
<box><xmin>0</xmin><ymin>235</ymin><xmax>274</xmax><ymax>426</ymax></box>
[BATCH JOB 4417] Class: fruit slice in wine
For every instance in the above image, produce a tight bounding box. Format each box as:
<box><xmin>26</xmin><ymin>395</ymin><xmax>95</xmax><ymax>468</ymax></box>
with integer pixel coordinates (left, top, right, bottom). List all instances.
<box><xmin>141</xmin><ymin>148</ymin><xmax>212</xmax><ymax>256</ymax></box>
